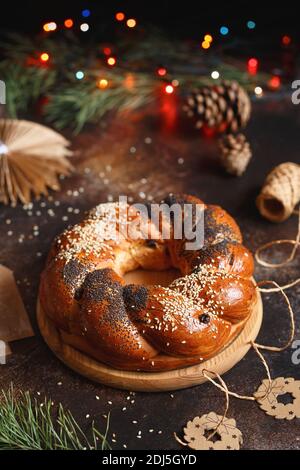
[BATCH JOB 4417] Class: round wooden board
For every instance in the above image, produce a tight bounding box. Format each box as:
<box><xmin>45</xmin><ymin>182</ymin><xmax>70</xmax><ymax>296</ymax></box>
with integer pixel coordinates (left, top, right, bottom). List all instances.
<box><xmin>37</xmin><ymin>287</ymin><xmax>263</xmax><ymax>392</ymax></box>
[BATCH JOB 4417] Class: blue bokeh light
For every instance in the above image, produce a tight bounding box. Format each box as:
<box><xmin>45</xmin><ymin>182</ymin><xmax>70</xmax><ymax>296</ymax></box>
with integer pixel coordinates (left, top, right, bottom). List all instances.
<box><xmin>220</xmin><ymin>26</ymin><xmax>229</xmax><ymax>35</ymax></box>
<box><xmin>82</xmin><ymin>9</ymin><xmax>91</xmax><ymax>18</ymax></box>
<box><xmin>247</xmin><ymin>20</ymin><xmax>256</xmax><ymax>29</ymax></box>
<box><xmin>75</xmin><ymin>71</ymin><xmax>85</xmax><ymax>80</ymax></box>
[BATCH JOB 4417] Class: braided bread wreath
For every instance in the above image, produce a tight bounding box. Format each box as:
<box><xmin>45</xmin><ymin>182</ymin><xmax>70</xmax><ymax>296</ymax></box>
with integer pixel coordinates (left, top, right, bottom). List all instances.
<box><xmin>39</xmin><ymin>194</ymin><xmax>256</xmax><ymax>372</ymax></box>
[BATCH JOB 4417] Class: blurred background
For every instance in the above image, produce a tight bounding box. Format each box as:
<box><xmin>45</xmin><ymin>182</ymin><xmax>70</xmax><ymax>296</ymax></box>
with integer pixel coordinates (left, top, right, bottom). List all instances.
<box><xmin>1</xmin><ymin>1</ymin><xmax>299</xmax><ymax>37</ymax></box>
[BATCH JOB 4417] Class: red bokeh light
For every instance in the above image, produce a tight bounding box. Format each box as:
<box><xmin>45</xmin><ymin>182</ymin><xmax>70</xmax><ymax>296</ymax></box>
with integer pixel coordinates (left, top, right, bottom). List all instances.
<box><xmin>116</xmin><ymin>12</ymin><xmax>125</xmax><ymax>21</ymax></box>
<box><xmin>282</xmin><ymin>35</ymin><xmax>291</xmax><ymax>46</ymax></box>
<box><xmin>103</xmin><ymin>47</ymin><xmax>112</xmax><ymax>56</ymax></box>
<box><xmin>157</xmin><ymin>67</ymin><xmax>167</xmax><ymax>76</ymax></box>
<box><xmin>268</xmin><ymin>76</ymin><xmax>281</xmax><ymax>89</ymax></box>
<box><xmin>247</xmin><ymin>57</ymin><xmax>258</xmax><ymax>75</ymax></box>
<box><xmin>64</xmin><ymin>19</ymin><xmax>73</xmax><ymax>28</ymax></box>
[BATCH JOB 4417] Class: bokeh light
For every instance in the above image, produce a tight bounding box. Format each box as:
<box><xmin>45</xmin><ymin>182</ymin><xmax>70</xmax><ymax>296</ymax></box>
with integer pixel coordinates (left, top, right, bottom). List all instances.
<box><xmin>247</xmin><ymin>20</ymin><xmax>256</xmax><ymax>29</ymax></box>
<box><xmin>282</xmin><ymin>35</ymin><xmax>291</xmax><ymax>46</ymax></box>
<box><xmin>80</xmin><ymin>23</ymin><xmax>89</xmax><ymax>32</ymax></box>
<box><xmin>82</xmin><ymin>9</ymin><xmax>91</xmax><ymax>18</ymax></box>
<box><xmin>43</xmin><ymin>22</ymin><xmax>57</xmax><ymax>32</ymax></box>
<box><xmin>204</xmin><ymin>34</ymin><xmax>213</xmax><ymax>43</ymax></box>
<box><xmin>116</xmin><ymin>12</ymin><xmax>125</xmax><ymax>21</ymax></box>
<box><xmin>220</xmin><ymin>26</ymin><xmax>229</xmax><ymax>35</ymax></box>
<box><xmin>98</xmin><ymin>79</ymin><xmax>108</xmax><ymax>89</ymax></box>
<box><xmin>75</xmin><ymin>71</ymin><xmax>84</xmax><ymax>80</ymax></box>
<box><xmin>107</xmin><ymin>57</ymin><xmax>116</xmax><ymax>66</ymax></box>
<box><xmin>202</xmin><ymin>41</ymin><xmax>210</xmax><ymax>49</ymax></box>
<box><xmin>248</xmin><ymin>58</ymin><xmax>258</xmax><ymax>68</ymax></box>
<box><xmin>127</xmin><ymin>19</ymin><xmax>136</xmax><ymax>28</ymax></box>
<box><xmin>248</xmin><ymin>57</ymin><xmax>259</xmax><ymax>75</ymax></box>
<box><xmin>157</xmin><ymin>67</ymin><xmax>167</xmax><ymax>76</ymax></box>
<box><xmin>268</xmin><ymin>76</ymin><xmax>281</xmax><ymax>89</ymax></box>
<box><xmin>103</xmin><ymin>47</ymin><xmax>112</xmax><ymax>56</ymax></box>
<box><xmin>40</xmin><ymin>52</ymin><xmax>49</xmax><ymax>62</ymax></box>
<box><xmin>165</xmin><ymin>84</ymin><xmax>174</xmax><ymax>94</ymax></box>
<box><xmin>211</xmin><ymin>70</ymin><xmax>220</xmax><ymax>79</ymax></box>
<box><xmin>64</xmin><ymin>19</ymin><xmax>74</xmax><ymax>29</ymax></box>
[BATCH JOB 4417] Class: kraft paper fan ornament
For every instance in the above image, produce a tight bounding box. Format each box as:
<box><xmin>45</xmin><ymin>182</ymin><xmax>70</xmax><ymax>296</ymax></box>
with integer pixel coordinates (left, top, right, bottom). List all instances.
<box><xmin>0</xmin><ymin>119</ymin><xmax>73</xmax><ymax>206</ymax></box>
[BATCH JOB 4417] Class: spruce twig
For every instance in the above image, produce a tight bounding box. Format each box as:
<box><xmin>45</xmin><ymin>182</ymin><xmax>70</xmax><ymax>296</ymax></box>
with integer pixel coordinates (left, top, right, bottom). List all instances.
<box><xmin>0</xmin><ymin>32</ymin><xmax>270</xmax><ymax>132</ymax></box>
<box><xmin>0</xmin><ymin>386</ymin><xmax>111</xmax><ymax>450</ymax></box>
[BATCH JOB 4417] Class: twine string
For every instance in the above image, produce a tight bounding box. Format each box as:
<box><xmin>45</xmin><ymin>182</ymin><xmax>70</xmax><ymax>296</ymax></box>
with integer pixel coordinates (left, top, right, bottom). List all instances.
<box><xmin>257</xmin><ymin>277</ymin><xmax>300</xmax><ymax>293</ymax></box>
<box><xmin>202</xmin><ymin>342</ymin><xmax>272</xmax><ymax>403</ymax></box>
<box><xmin>255</xmin><ymin>207</ymin><xmax>300</xmax><ymax>272</ymax></box>
<box><xmin>201</xmin><ymin>369</ymin><xmax>230</xmax><ymax>441</ymax></box>
<box><xmin>199</xmin><ymin>344</ymin><xmax>272</xmax><ymax>443</ymax></box>
<box><xmin>254</xmin><ymin>280</ymin><xmax>295</xmax><ymax>352</ymax></box>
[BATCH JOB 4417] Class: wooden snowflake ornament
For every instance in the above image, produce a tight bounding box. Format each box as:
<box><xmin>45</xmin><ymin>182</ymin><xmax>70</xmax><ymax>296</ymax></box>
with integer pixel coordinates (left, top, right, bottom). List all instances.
<box><xmin>254</xmin><ymin>377</ymin><xmax>300</xmax><ymax>420</ymax></box>
<box><xmin>181</xmin><ymin>412</ymin><xmax>243</xmax><ymax>450</ymax></box>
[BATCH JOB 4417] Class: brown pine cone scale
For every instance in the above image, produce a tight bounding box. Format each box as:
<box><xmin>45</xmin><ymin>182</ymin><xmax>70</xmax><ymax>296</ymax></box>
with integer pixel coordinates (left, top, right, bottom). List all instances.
<box><xmin>219</xmin><ymin>133</ymin><xmax>252</xmax><ymax>176</ymax></box>
<box><xmin>184</xmin><ymin>80</ymin><xmax>251</xmax><ymax>134</ymax></box>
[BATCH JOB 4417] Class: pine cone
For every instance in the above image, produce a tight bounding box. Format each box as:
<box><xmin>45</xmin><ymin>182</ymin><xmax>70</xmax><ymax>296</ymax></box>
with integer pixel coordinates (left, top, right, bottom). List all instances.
<box><xmin>184</xmin><ymin>80</ymin><xmax>251</xmax><ymax>133</ymax></box>
<box><xmin>219</xmin><ymin>133</ymin><xmax>252</xmax><ymax>176</ymax></box>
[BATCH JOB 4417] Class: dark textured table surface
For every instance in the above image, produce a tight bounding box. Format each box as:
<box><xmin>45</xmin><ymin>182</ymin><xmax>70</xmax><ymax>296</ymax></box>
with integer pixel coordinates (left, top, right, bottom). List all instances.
<box><xmin>1</xmin><ymin>94</ymin><xmax>300</xmax><ymax>450</ymax></box>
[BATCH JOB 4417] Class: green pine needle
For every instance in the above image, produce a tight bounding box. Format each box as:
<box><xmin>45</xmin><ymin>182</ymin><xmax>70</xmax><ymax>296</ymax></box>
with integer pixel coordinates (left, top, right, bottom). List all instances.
<box><xmin>0</xmin><ymin>62</ymin><xmax>56</xmax><ymax>118</ymax></box>
<box><xmin>0</xmin><ymin>31</ymin><xmax>270</xmax><ymax>132</ymax></box>
<box><xmin>0</xmin><ymin>386</ymin><xmax>111</xmax><ymax>450</ymax></box>
<box><xmin>46</xmin><ymin>73</ymin><xmax>155</xmax><ymax>133</ymax></box>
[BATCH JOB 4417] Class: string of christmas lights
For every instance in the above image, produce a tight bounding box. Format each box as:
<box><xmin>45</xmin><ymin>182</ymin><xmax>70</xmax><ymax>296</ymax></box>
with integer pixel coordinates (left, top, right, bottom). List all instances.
<box><xmin>0</xmin><ymin>8</ymin><xmax>293</xmax><ymax>131</ymax></box>
<box><xmin>39</xmin><ymin>9</ymin><xmax>289</xmax><ymax>94</ymax></box>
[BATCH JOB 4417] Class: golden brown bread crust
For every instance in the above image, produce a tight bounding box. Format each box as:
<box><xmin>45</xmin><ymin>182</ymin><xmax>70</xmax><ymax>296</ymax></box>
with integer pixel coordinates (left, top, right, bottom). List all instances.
<box><xmin>39</xmin><ymin>194</ymin><xmax>256</xmax><ymax>371</ymax></box>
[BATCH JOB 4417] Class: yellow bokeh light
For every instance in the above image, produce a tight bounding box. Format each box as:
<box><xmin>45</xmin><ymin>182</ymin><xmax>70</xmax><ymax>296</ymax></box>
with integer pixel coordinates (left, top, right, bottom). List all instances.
<box><xmin>40</xmin><ymin>53</ymin><xmax>50</xmax><ymax>62</ymax></box>
<box><xmin>204</xmin><ymin>34</ymin><xmax>213</xmax><ymax>43</ymax></box>
<box><xmin>202</xmin><ymin>41</ymin><xmax>210</xmax><ymax>49</ymax></box>
<box><xmin>107</xmin><ymin>57</ymin><xmax>116</xmax><ymax>66</ymax></box>
<box><xmin>43</xmin><ymin>22</ymin><xmax>57</xmax><ymax>32</ymax></box>
<box><xmin>98</xmin><ymin>79</ymin><xmax>108</xmax><ymax>89</ymax></box>
<box><xmin>127</xmin><ymin>19</ymin><xmax>136</xmax><ymax>28</ymax></box>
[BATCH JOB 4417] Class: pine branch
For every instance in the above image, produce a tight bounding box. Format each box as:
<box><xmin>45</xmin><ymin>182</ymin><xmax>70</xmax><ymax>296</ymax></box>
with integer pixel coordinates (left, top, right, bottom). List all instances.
<box><xmin>0</xmin><ymin>62</ymin><xmax>56</xmax><ymax>118</ymax></box>
<box><xmin>0</xmin><ymin>31</ymin><xmax>270</xmax><ymax>132</ymax></box>
<box><xmin>46</xmin><ymin>73</ymin><xmax>156</xmax><ymax>133</ymax></box>
<box><xmin>0</xmin><ymin>386</ymin><xmax>111</xmax><ymax>450</ymax></box>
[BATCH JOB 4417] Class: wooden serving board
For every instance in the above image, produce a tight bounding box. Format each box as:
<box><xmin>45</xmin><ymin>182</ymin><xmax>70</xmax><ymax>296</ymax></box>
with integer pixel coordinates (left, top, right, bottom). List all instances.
<box><xmin>37</xmin><ymin>280</ymin><xmax>263</xmax><ymax>392</ymax></box>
